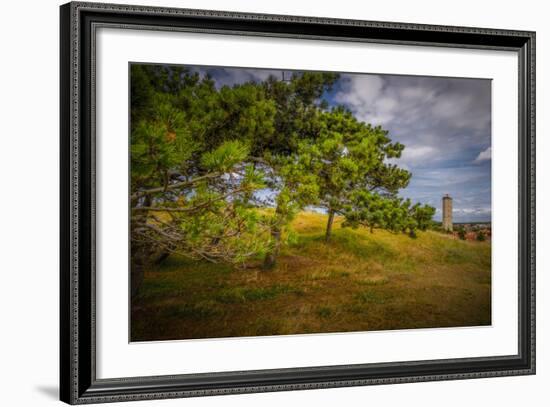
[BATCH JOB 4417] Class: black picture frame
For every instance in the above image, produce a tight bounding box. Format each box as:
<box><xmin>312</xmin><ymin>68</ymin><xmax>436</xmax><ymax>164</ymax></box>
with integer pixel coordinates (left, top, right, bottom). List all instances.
<box><xmin>60</xmin><ymin>2</ymin><xmax>536</xmax><ymax>404</ymax></box>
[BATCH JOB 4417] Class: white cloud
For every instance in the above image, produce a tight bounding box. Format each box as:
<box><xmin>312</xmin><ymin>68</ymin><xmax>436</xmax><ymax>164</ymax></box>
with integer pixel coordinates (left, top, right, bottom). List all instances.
<box><xmin>334</xmin><ymin>74</ymin><xmax>491</xmax><ymax>157</ymax></box>
<box><xmin>388</xmin><ymin>145</ymin><xmax>439</xmax><ymax>168</ymax></box>
<box><xmin>333</xmin><ymin>75</ymin><xmax>392</xmax><ymax>125</ymax></box>
<box><xmin>474</xmin><ymin>147</ymin><xmax>491</xmax><ymax>163</ymax></box>
<box><xmin>400</xmin><ymin>145</ymin><xmax>437</xmax><ymax>162</ymax></box>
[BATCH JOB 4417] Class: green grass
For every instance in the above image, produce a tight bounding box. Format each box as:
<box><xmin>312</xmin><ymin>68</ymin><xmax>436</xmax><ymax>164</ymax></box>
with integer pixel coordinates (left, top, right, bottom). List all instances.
<box><xmin>131</xmin><ymin>211</ymin><xmax>491</xmax><ymax>341</ymax></box>
<box><xmin>316</xmin><ymin>306</ymin><xmax>333</xmax><ymax>318</ymax></box>
<box><xmin>355</xmin><ymin>290</ymin><xmax>390</xmax><ymax>304</ymax></box>
<box><xmin>215</xmin><ymin>284</ymin><xmax>303</xmax><ymax>303</ymax></box>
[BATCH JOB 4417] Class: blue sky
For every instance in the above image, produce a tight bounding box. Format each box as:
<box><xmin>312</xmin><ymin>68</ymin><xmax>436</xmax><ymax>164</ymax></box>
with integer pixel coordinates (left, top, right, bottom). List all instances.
<box><xmin>190</xmin><ymin>65</ymin><xmax>492</xmax><ymax>223</ymax></box>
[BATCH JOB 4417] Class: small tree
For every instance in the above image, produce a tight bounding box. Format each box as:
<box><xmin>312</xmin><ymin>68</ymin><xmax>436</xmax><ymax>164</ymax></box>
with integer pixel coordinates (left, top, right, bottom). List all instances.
<box><xmin>411</xmin><ymin>204</ymin><xmax>437</xmax><ymax>231</ymax></box>
<box><xmin>299</xmin><ymin>108</ymin><xmax>411</xmax><ymax>242</ymax></box>
<box><xmin>342</xmin><ymin>193</ymin><xmax>435</xmax><ymax>238</ymax></box>
<box><xmin>254</xmin><ymin>72</ymin><xmax>340</xmax><ymax>267</ymax></box>
<box><xmin>457</xmin><ymin>226</ymin><xmax>467</xmax><ymax>240</ymax></box>
<box><xmin>342</xmin><ymin>191</ymin><xmax>396</xmax><ymax>233</ymax></box>
<box><xmin>476</xmin><ymin>230</ymin><xmax>486</xmax><ymax>241</ymax></box>
<box><xmin>260</xmin><ymin>152</ymin><xmax>320</xmax><ymax>269</ymax></box>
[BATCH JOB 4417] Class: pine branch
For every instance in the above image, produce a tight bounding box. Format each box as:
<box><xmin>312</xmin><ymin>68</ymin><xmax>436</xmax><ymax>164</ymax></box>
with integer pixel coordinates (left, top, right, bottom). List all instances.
<box><xmin>131</xmin><ymin>172</ymin><xmax>221</xmax><ymax>199</ymax></box>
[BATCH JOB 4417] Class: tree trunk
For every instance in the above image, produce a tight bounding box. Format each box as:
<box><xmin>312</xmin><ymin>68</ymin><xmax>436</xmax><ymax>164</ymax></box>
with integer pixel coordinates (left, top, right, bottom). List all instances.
<box><xmin>154</xmin><ymin>251</ymin><xmax>170</xmax><ymax>265</ymax></box>
<box><xmin>325</xmin><ymin>210</ymin><xmax>335</xmax><ymax>243</ymax></box>
<box><xmin>263</xmin><ymin>226</ymin><xmax>281</xmax><ymax>270</ymax></box>
<box><xmin>130</xmin><ymin>257</ymin><xmax>145</xmax><ymax>298</ymax></box>
<box><xmin>130</xmin><ymin>195</ymin><xmax>152</xmax><ymax>297</ymax></box>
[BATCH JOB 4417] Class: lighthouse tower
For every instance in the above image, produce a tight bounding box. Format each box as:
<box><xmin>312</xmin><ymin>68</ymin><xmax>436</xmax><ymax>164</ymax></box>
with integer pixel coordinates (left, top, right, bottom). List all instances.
<box><xmin>442</xmin><ymin>194</ymin><xmax>453</xmax><ymax>231</ymax></box>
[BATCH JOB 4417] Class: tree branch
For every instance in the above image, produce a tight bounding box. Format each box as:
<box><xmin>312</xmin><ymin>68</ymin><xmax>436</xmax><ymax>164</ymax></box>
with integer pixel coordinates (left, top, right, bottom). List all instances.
<box><xmin>131</xmin><ymin>187</ymin><xmax>249</xmax><ymax>213</ymax></box>
<box><xmin>131</xmin><ymin>172</ymin><xmax>221</xmax><ymax>199</ymax></box>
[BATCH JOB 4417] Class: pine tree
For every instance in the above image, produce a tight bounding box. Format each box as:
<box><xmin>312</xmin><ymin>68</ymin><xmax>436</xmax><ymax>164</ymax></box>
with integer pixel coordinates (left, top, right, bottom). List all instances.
<box><xmin>297</xmin><ymin>107</ymin><xmax>412</xmax><ymax>242</ymax></box>
<box><xmin>129</xmin><ymin>65</ymin><xmax>278</xmax><ymax>294</ymax></box>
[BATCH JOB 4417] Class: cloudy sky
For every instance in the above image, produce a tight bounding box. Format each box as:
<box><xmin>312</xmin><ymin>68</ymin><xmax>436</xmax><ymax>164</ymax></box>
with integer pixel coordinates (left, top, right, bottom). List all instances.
<box><xmin>190</xmin><ymin>65</ymin><xmax>492</xmax><ymax>223</ymax></box>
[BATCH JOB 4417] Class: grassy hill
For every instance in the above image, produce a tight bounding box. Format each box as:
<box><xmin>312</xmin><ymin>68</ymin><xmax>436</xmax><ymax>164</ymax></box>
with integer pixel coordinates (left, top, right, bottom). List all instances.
<box><xmin>131</xmin><ymin>211</ymin><xmax>491</xmax><ymax>341</ymax></box>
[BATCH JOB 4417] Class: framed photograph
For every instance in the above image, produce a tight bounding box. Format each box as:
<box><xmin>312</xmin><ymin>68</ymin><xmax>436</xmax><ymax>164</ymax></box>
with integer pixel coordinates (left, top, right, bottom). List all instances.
<box><xmin>60</xmin><ymin>1</ymin><xmax>535</xmax><ymax>404</ymax></box>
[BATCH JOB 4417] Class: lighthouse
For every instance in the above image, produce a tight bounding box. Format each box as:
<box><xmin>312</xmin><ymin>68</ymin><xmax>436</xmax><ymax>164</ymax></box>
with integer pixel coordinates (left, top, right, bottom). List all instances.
<box><xmin>442</xmin><ymin>194</ymin><xmax>453</xmax><ymax>231</ymax></box>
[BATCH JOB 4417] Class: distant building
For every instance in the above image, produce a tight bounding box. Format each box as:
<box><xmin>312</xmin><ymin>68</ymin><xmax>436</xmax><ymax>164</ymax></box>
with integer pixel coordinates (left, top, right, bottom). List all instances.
<box><xmin>442</xmin><ymin>194</ymin><xmax>453</xmax><ymax>231</ymax></box>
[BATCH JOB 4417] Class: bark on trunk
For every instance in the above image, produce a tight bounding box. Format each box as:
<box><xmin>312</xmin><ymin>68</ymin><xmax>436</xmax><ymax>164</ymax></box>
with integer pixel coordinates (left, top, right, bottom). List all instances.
<box><xmin>325</xmin><ymin>210</ymin><xmax>336</xmax><ymax>243</ymax></box>
<box><xmin>130</xmin><ymin>195</ymin><xmax>152</xmax><ymax>297</ymax></box>
<box><xmin>130</xmin><ymin>259</ymin><xmax>144</xmax><ymax>298</ymax></box>
<box><xmin>263</xmin><ymin>226</ymin><xmax>281</xmax><ymax>270</ymax></box>
<box><xmin>154</xmin><ymin>251</ymin><xmax>170</xmax><ymax>265</ymax></box>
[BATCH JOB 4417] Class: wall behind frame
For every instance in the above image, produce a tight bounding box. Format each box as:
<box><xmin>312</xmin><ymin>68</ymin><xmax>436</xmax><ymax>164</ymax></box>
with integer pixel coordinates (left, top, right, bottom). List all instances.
<box><xmin>0</xmin><ymin>0</ymin><xmax>546</xmax><ymax>406</ymax></box>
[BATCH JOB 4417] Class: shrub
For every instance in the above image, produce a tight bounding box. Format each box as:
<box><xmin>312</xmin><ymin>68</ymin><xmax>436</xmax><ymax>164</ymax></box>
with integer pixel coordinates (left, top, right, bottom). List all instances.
<box><xmin>476</xmin><ymin>230</ymin><xmax>486</xmax><ymax>242</ymax></box>
<box><xmin>317</xmin><ymin>306</ymin><xmax>332</xmax><ymax>318</ymax></box>
<box><xmin>458</xmin><ymin>227</ymin><xmax>466</xmax><ymax>240</ymax></box>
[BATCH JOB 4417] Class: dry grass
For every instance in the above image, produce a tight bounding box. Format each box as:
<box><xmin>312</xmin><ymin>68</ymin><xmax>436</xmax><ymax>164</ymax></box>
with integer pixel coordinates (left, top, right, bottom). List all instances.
<box><xmin>131</xmin><ymin>211</ymin><xmax>491</xmax><ymax>341</ymax></box>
